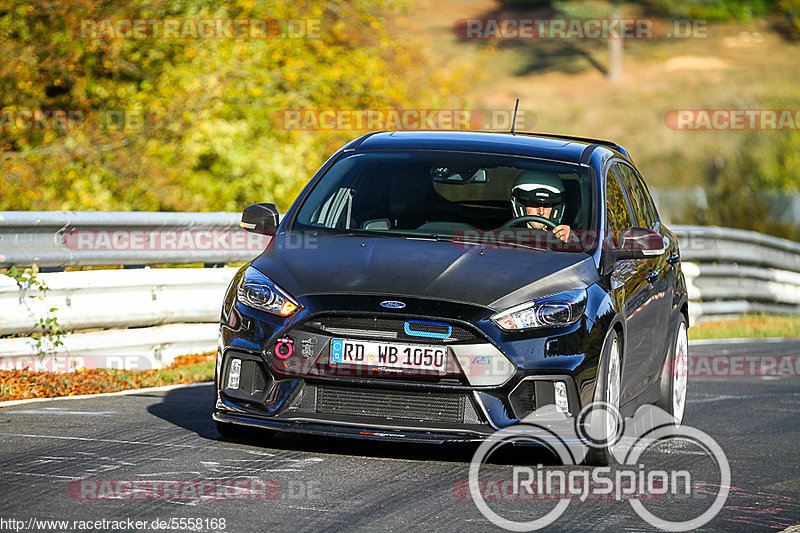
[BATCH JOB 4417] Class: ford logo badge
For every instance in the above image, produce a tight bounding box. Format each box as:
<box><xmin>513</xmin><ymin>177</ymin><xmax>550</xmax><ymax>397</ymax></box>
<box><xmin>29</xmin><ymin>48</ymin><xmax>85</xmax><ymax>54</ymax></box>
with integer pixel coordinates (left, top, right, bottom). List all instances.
<box><xmin>380</xmin><ymin>300</ymin><xmax>406</xmax><ymax>309</ymax></box>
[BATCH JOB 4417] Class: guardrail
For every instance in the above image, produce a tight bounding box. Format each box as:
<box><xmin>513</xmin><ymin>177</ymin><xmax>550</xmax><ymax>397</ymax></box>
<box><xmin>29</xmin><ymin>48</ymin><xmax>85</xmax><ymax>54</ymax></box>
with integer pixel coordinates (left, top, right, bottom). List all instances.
<box><xmin>673</xmin><ymin>225</ymin><xmax>800</xmax><ymax>321</ymax></box>
<box><xmin>0</xmin><ymin>267</ymin><xmax>237</xmax><ymax>335</ymax></box>
<box><xmin>1</xmin><ymin>213</ymin><xmax>799</xmax><ymax>366</ymax></box>
<box><xmin>0</xmin><ymin>211</ymin><xmax>268</xmax><ymax>268</ymax></box>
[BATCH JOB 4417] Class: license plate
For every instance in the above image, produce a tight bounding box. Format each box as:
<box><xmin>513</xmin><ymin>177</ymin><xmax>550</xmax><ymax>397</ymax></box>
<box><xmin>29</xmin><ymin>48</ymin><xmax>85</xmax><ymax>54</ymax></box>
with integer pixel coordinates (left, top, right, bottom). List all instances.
<box><xmin>330</xmin><ymin>338</ymin><xmax>447</xmax><ymax>373</ymax></box>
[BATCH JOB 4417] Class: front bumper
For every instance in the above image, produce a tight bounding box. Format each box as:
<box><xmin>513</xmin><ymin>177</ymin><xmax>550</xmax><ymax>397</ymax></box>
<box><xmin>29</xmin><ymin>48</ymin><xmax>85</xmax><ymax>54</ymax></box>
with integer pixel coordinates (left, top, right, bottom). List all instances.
<box><xmin>214</xmin><ymin>355</ymin><xmax>584</xmax><ymax>444</ymax></box>
<box><xmin>214</xmin><ymin>395</ymin><xmax>493</xmax><ymax>444</ymax></box>
<box><xmin>215</xmin><ymin>293</ymin><xmax>602</xmax><ymax>444</ymax></box>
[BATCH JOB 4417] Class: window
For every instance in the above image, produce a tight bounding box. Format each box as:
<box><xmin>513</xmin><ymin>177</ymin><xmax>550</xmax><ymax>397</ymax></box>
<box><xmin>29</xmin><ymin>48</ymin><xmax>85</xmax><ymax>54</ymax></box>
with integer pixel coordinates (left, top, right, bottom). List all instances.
<box><xmin>606</xmin><ymin>166</ymin><xmax>633</xmax><ymax>247</ymax></box>
<box><xmin>632</xmin><ymin>168</ymin><xmax>660</xmax><ymax>224</ymax></box>
<box><xmin>614</xmin><ymin>163</ymin><xmax>656</xmax><ymax>229</ymax></box>
<box><xmin>293</xmin><ymin>150</ymin><xmax>593</xmax><ymax>245</ymax></box>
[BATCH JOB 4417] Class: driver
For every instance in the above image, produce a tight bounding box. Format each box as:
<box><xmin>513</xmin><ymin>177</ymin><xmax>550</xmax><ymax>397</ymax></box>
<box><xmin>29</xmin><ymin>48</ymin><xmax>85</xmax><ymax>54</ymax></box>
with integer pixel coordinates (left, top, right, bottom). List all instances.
<box><xmin>510</xmin><ymin>171</ymin><xmax>572</xmax><ymax>243</ymax></box>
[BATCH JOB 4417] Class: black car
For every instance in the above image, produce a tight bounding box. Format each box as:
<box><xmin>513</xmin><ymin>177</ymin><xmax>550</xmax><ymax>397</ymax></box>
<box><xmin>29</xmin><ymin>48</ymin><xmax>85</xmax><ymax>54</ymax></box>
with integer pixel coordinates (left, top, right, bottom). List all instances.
<box><xmin>213</xmin><ymin>130</ymin><xmax>688</xmax><ymax>464</ymax></box>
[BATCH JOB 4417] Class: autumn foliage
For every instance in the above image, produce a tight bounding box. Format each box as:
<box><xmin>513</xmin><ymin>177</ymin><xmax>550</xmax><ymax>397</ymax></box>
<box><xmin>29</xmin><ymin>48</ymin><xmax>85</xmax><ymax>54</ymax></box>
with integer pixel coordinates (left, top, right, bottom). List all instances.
<box><xmin>0</xmin><ymin>0</ymin><xmax>468</xmax><ymax>213</ymax></box>
<box><xmin>0</xmin><ymin>351</ymin><xmax>216</xmax><ymax>402</ymax></box>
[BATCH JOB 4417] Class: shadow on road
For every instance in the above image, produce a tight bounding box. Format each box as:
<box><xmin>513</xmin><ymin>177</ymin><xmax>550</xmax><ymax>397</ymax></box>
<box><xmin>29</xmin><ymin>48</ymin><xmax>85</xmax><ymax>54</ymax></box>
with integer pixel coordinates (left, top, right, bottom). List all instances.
<box><xmin>147</xmin><ymin>383</ymin><xmax>218</xmax><ymax>440</ymax></box>
<box><xmin>148</xmin><ymin>383</ymin><xmax>560</xmax><ymax>465</ymax></box>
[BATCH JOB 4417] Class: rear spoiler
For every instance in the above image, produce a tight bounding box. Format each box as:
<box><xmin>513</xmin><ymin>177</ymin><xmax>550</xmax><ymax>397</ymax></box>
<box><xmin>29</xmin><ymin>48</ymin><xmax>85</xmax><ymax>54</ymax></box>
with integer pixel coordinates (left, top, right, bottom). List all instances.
<box><xmin>515</xmin><ymin>131</ymin><xmax>634</xmax><ymax>162</ymax></box>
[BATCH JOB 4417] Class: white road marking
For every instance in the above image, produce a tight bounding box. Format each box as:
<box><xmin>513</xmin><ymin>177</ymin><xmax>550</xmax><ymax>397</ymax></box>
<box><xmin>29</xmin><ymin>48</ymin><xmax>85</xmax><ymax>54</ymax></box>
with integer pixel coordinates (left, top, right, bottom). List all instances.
<box><xmin>0</xmin><ymin>433</ymin><xmax>207</xmax><ymax>449</ymax></box>
<box><xmin>134</xmin><ymin>468</ymin><xmax>305</xmax><ymax>475</ymax></box>
<box><xmin>243</xmin><ymin>449</ymin><xmax>277</xmax><ymax>457</ymax></box>
<box><xmin>223</xmin><ymin>458</ymin><xmax>303</xmax><ymax>462</ymax></box>
<box><xmin>6</xmin><ymin>409</ymin><xmax>116</xmax><ymax>415</ymax></box>
<box><xmin>689</xmin><ymin>392</ymin><xmax>800</xmax><ymax>404</ymax></box>
<box><xmin>163</xmin><ymin>499</ymin><xmax>201</xmax><ymax>507</ymax></box>
<box><xmin>1</xmin><ymin>471</ymin><xmax>82</xmax><ymax>480</ymax></box>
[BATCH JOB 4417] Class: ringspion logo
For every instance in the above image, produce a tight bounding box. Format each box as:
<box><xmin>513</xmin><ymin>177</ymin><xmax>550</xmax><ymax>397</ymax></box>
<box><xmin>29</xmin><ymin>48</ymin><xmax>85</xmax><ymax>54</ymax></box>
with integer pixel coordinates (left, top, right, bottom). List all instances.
<box><xmin>467</xmin><ymin>404</ymin><xmax>730</xmax><ymax>531</ymax></box>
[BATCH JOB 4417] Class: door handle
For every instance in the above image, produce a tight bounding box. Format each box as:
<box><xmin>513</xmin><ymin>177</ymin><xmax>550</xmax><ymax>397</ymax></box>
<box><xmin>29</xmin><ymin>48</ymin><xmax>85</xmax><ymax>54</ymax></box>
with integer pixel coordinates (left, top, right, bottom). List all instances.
<box><xmin>646</xmin><ymin>271</ymin><xmax>660</xmax><ymax>284</ymax></box>
<box><xmin>667</xmin><ymin>254</ymin><xmax>680</xmax><ymax>265</ymax></box>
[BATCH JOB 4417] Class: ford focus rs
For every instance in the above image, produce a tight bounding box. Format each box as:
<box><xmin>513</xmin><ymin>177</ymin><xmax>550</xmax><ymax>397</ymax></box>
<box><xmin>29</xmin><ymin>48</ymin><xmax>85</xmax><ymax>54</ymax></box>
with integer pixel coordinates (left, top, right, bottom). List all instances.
<box><xmin>213</xmin><ymin>130</ymin><xmax>689</xmax><ymax>464</ymax></box>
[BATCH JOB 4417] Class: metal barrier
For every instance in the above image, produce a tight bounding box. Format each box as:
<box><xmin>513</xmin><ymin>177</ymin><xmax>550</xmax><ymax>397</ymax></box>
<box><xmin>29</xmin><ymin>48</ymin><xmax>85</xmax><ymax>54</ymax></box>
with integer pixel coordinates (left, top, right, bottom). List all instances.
<box><xmin>0</xmin><ymin>211</ymin><xmax>269</xmax><ymax>268</ymax></box>
<box><xmin>673</xmin><ymin>225</ymin><xmax>800</xmax><ymax>321</ymax></box>
<box><xmin>0</xmin><ymin>324</ymin><xmax>218</xmax><ymax>371</ymax></box>
<box><xmin>1</xmin><ymin>212</ymin><xmax>799</xmax><ymax>364</ymax></box>
<box><xmin>674</xmin><ymin>225</ymin><xmax>800</xmax><ymax>271</ymax></box>
<box><xmin>0</xmin><ymin>267</ymin><xmax>237</xmax><ymax>335</ymax></box>
<box><xmin>0</xmin><ymin>266</ymin><xmax>233</xmax><ymax>367</ymax></box>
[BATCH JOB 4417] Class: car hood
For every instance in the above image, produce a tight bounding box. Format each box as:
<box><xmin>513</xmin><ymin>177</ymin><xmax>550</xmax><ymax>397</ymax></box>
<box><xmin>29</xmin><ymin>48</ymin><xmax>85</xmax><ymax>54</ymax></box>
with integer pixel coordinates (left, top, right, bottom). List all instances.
<box><xmin>252</xmin><ymin>233</ymin><xmax>599</xmax><ymax>311</ymax></box>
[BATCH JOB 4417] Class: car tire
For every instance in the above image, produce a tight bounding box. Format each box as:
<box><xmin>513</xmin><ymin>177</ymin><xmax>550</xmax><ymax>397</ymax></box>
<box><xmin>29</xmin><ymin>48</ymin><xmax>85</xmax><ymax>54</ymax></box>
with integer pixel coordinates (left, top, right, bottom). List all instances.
<box><xmin>583</xmin><ymin>329</ymin><xmax>622</xmax><ymax>466</ymax></box>
<box><xmin>657</xmin><ymin>315</ymin><xmax>688</xmax><ymax>426</ymax></box>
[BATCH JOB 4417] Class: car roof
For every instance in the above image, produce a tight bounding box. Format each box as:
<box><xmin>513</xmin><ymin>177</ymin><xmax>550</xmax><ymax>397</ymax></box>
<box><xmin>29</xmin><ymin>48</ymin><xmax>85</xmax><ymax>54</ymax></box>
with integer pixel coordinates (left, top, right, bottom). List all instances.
<box><xmin>350</xmin><ymin>130</ymin><xmax>631</xmax><ymax>164</ymax></box>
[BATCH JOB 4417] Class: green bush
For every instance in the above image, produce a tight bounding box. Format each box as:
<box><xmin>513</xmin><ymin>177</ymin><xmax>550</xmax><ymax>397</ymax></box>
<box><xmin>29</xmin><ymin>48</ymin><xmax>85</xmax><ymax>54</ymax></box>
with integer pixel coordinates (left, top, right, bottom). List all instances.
<box><xmin>686</xmin><ymin>130</ymin><xmax>800</xmax><ymax>240</ymax></box>
<box><xmin>497</xmin><ymin>0</ymin><xmax>554</xmax><ymax>8</ymax></box>
<box><xmin>638</xmin><ymin>0</ymin><xmax>776</xmax><ymax>20</ymax></box>
<box><xmin>777</xmin><ymin>0</ymin><xmax>800</xmax><ymax>38</ymax></box>
<box><xmin>499</xmin><ymin>0</ymin><xmax>776</xmax><ymax>19</ymax></box>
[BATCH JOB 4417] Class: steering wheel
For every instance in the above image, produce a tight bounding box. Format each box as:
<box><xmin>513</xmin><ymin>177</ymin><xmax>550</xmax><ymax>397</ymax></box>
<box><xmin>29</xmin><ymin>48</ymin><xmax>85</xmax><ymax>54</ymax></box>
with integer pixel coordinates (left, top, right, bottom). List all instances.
<box><xmin>500</xmin><ymin>215</ymin><xmax>558</xmax><ymax>230</ymax></box>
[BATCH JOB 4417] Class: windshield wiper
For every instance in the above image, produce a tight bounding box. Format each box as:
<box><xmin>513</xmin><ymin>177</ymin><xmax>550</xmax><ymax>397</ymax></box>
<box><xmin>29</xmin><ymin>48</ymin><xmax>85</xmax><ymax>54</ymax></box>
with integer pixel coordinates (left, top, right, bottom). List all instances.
<box><xmin>414</xmin><ymin>233</ymin><xmax>547</xmax><ymax>252</ymax></box>
<box><xmin>447</xmin><ymin>235</ymin><xmax>548</xmax><ymax>252</ymax></box>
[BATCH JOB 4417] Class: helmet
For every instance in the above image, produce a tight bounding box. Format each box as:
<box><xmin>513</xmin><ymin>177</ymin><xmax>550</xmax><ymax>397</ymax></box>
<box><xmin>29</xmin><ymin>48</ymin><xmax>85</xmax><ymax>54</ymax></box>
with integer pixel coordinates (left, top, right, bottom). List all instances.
<box><xmin>510</xmin><ymin>171</ymin><xmax>566</xmax><ymax>224</ymax></box>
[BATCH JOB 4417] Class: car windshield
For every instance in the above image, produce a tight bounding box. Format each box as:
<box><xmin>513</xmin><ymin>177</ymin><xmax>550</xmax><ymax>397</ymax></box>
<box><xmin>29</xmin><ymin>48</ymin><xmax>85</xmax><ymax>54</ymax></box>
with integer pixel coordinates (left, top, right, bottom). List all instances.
<box><xmin>293</xmin><ymin>150</ymin><xmax>594</xmax><ymax>250</ymax></box>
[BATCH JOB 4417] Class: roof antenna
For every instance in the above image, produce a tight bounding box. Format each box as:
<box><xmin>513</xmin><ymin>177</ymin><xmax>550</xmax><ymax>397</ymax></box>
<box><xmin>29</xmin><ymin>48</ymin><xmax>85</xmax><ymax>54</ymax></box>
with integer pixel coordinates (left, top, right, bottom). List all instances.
<box><xmin>510</xmin><ymin>99</ymin><xmax>519</xmax><ymax>135</ymax></box>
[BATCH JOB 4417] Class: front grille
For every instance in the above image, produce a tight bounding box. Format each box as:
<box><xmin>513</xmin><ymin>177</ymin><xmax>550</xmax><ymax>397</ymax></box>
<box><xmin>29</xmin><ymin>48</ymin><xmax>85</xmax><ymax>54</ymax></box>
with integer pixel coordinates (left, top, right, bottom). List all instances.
<box><xmin>293</xmin><ymin>384</ymin><xmax>483</xmax><ymax>424</ymax></box>
<box><xmin>302</xmin><ymin>315</ymin><xmax>482</xmax><ymax>344</ymax></box>
<box><xmin>517</xmin><ymin>381</ymin><xmax>536</xmax><ymax>413</ymax></box>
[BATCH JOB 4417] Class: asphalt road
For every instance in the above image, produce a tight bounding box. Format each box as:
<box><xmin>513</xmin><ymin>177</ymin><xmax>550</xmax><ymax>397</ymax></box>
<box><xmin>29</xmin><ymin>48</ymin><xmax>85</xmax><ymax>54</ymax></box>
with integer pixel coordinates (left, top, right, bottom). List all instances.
<box><xmin>1</xmin><ymin>339</ymin><xmax>799</xmax><ymax>533</ymax></box>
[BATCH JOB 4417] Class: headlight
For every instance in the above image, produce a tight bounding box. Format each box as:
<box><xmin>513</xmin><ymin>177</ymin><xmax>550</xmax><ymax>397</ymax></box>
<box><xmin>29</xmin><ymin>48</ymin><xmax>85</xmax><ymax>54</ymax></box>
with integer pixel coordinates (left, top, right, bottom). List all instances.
<box><xmin>491</xmin><ymin>289</ymin><xmax>586</xmax><ymax>331</ymax></box>
<box><xmin>236</xmin><ymin>266</ymin><xmax>301</xmax><ymax>317</ymax></box>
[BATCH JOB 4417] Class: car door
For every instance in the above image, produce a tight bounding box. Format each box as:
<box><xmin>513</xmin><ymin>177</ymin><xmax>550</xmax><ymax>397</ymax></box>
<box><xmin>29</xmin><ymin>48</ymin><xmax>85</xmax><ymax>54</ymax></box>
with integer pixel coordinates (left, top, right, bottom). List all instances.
<box><xmin>606</xmin><ymin>165</ymin><xmax>652</xmax><ymax>404</ymax></box>
<box><xmin>614</xmin><ymin>162</ymin><xmax>672</xmax><ymax>395</ymax></box>
<box><xmin>628</xmin><ymin>165</ymin><xmax>675</xmax><ymax>381</ymax></box>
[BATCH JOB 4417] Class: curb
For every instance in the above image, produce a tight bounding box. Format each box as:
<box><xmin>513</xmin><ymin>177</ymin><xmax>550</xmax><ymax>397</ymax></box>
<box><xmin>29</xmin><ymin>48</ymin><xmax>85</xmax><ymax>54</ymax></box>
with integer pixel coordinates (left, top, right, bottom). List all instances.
<box><xmin>0</xmin><ymin>381</ymin><xmax>213</xmax><ymax>408</ymax></box>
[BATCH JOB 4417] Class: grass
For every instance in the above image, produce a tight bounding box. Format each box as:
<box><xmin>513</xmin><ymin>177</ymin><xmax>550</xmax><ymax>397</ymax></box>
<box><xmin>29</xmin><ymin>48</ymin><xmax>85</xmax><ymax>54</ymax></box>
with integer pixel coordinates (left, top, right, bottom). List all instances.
<box><xmin>689</xmin><ymin>314</ymin><xmax>800</xmax><ymax>340</ymax></box>
<box><xmin>0</xmin><ymin>352</ymin><xmax>215</xmax><ymax>402</ymax></box>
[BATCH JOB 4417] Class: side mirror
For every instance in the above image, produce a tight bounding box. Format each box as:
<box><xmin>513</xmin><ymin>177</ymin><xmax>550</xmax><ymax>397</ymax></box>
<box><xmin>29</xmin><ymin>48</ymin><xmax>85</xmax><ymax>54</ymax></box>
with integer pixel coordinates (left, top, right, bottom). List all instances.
<box><xmin>241</xmin><ymin>203</ymin><xmax>280</xmax><ymax>235</ymax></box>
<box><xmin>616</xmin><ymin>227</ymin><xmax>665</xmax><ymax>260</ymax></box>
